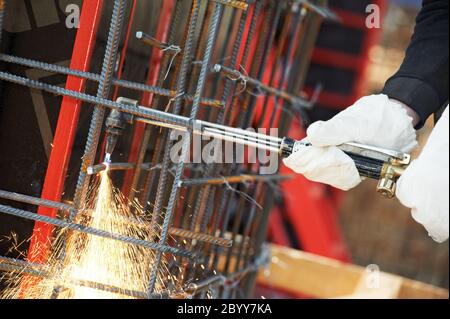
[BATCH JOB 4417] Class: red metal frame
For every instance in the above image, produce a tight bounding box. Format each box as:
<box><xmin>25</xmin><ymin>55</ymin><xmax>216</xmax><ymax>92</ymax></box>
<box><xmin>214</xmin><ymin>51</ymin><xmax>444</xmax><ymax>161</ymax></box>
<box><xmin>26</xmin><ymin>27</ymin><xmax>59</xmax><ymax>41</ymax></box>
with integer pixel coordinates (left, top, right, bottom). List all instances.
<box><xmin>306</xmin><ymin>1</ymin><xmax>387</xmax><ymax>109</ymax></box>
<box><xmin>26</xmin><ymin>0</ymin><xmax>104</xmax><ymax>264</ymax></box>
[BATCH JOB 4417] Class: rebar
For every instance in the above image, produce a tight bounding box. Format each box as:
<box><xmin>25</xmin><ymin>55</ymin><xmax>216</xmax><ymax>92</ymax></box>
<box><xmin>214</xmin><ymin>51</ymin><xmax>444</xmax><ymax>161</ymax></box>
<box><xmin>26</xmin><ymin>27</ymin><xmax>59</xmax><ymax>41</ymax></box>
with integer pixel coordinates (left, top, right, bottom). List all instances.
<box><xmin>169</xmin><ymin>228</ymin><xmax>233</xmax><ymax>248</ymax></box>
<box><xmin>73</xmin><ymin>0</ymin><xmax>128</xmax><ymax>209</ymax></box>
<box><xmin>0</xmin><ymin>71</ymin><xmax>194</xmax><ymax>127</ymax></box>
<box><xmin>0</xmin><ymin>54</ymin><xmax>223</xmax><ymax>108</ymax></box>
<box><xmin>148</xmin><ymin>0</ymin><xmax>224</xmax><ymax>293</ymax></box>
<box><xmin>0</xmin><ymin>190</ymin><xmax>75</xmax><ymax>213</ymax></box>
<box><xmin>214</xmin><ymin>0</ymin><xmax>248</xmax><ymax>11</ymax></box>
<box><xmin>213</xmin><ymin>63</ymin><xmax>312</xmax><ymax>109</ymax></box>
<box><xmin>0</xmin><ymin>256</ymin><xmax>149</xmax><ymax>299</ymax></box>
<box><xmin>179</xmin><ymin>174</ymin><xmax>292</xmax><ymax>187</ymax></box>
<box><xmin>0</xmin><ymin>0</ymin><xmax>329</xmax><ymax>299</ymax></box>
<box><xmin>128</xmin><ymin>0</ymin><xmax>186</xmax><ymax>202</ymax></box>
<box><xmin>0</xmin><ymin>204</ymin><xmax>194</xmax><ymax>258</ymax></box>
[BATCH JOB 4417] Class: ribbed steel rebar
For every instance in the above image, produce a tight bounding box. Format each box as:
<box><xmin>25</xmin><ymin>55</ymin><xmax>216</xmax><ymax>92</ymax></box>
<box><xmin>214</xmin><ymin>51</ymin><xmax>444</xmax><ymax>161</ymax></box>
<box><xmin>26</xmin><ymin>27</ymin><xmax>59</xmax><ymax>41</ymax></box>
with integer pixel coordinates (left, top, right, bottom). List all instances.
<box><xmin>148</xmin><ymin>1</ymin><xmax>224</xmax><ymax>293</ymax></box>
<box><xmin>179</xmin><ymin>174</ymin><xmax>292</xmax><ymax>187</ymax></box>
<box><xmin>0</xmin><ymin>71</ymin><xmax>194</xmax><ymax>127</ymax></box>
<box><xmin>0</xmin><ymin>54</ymin><xmax>222</xmax><ymax>108</ymax></box>
<box><xmin>0</xmin><ymin>256</ymin><xmax>149</xmax><ymax>299</ymax></box>
<box><xmin>0</xmin><ymin>0</ymin><xmax>328</xmax><ymax>300</ymax></box>
<box><xmin>0</xmin><ymin>204</ymin><xmax>194</xmax><ymax>258</ymax></box>
<box><xmin>169</xmin><ymin>228</ymin><xmax>232</xmax><ymax>247</ymax></box>
<box><xmin>73</xmin><ymin>0</ymin><xmax>128</xmax><ymax>209</ymax></box>
<box><xmin>214</xmin><ymin>0</ymin><xmax>248</xmax><ymax>11</ymax></box>
<box><xmin>71</xmin><ymin>0</ymin><xmax>127</xmax><ymax>209</ymax></box>
<box><xmin>130</xmin><ymin>0</ymin><xmax>186</xmax><ymax>202</ymax></box>
<box><xmin>207</xmin><ymin>1</ymin><xmax>264</xmax><ymax>280</ymax></box>
<box><xmin>149</xmin><ymin>0</ymin><xmax>202</xmax><ymax>234</ymax></box>
<box><xmin>186</xmin><ymin>0</ymin><xmax>253</xmax><ymax>245</ymax></box>
<box><xmin>0</xmin><ymin>190</ymin><xmax>75</xmax><ymax>212</ymax></box>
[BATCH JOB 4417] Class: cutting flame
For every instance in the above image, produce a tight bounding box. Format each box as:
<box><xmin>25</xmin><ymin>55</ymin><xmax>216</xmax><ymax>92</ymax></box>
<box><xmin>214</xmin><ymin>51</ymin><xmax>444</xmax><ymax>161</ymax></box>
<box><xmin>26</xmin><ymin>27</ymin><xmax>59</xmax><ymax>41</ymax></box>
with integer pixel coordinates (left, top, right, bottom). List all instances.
<box><xmin>1</xmin><ymin>171</ymin><xmax>179</xmax><ymax>299</ymax></box>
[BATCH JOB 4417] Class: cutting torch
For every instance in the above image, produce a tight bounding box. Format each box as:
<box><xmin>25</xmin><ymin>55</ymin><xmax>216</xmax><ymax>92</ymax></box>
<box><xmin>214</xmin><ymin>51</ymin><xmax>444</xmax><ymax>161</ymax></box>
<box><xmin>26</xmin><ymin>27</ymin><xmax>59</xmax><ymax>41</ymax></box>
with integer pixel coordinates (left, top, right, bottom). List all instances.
<box><xmin>99</xmin><ymin>98</ymin><xmax>411</xmax><ymax>198</ymax></box>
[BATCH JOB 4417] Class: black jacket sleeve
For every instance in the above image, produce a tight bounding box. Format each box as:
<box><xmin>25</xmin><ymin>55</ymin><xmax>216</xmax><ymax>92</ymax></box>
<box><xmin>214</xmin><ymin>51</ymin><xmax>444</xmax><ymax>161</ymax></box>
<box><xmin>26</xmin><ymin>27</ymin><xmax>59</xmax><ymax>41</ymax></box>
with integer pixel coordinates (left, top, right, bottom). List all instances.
<box><xmin>382</xmin><ymin>0</ymin><xmax>449</xmax><ymax>128</ymax></box>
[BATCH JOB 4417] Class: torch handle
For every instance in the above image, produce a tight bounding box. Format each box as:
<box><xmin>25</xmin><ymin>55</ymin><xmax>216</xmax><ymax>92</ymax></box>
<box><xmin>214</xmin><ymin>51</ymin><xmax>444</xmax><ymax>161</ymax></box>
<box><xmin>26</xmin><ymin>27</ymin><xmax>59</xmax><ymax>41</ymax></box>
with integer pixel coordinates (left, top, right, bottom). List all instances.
<box><xmin>345</xmin><ymin>153</ymin><xmax>384</xmax><ymax>180</ymax></box>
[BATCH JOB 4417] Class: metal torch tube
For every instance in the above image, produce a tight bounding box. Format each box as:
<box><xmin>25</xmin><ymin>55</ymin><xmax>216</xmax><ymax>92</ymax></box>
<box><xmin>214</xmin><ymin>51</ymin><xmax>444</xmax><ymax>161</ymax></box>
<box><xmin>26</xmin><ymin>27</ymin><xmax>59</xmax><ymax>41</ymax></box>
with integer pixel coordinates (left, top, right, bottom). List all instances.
<box><xmin>197</xmin><ymin>120</ymin><xmax>283</xmax><ymax>143</ymax></box>
<box><xmin>202</xmin><ymin>127</ymin><xmax>281</xmax><ymax>148</ymax></box>
<box><xmin>135</xmin><ymin>117</ymin><xmax>283</xmax><ymax>152</ymax></box>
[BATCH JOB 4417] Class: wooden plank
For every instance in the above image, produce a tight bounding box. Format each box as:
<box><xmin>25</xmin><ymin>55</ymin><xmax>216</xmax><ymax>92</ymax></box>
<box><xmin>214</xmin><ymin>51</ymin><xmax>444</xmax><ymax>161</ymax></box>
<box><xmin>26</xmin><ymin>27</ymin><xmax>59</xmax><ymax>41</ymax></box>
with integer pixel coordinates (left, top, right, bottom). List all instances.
<box><xmin>256</xmin><ymin>244</ymin><xmax>449</xmax><ymax>299</ymax></box>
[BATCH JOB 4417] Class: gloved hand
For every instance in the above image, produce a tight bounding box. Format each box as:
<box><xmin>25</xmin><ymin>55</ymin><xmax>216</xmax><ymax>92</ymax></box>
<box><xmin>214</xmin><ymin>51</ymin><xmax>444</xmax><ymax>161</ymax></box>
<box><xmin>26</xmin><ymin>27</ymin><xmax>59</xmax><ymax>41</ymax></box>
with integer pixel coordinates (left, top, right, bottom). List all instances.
<box><xmin>396</xmin><ymin>107</ymin><xmax>449</xmax><ymax>243</ymax></box>
<box><xmin>283</xmin><ymin>94</ymin><xmax>418</xmax><ymax>190</ymax></box>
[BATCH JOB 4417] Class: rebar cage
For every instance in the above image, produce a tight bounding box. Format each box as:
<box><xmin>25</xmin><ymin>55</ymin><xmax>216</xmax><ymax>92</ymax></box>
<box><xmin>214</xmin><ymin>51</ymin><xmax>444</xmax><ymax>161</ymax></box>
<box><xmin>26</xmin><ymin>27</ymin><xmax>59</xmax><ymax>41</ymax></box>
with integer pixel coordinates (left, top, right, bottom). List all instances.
<box><xmin>0</xmin><ymin>0</ymin><xmax>332</xmax><ymax>299</ymax></box>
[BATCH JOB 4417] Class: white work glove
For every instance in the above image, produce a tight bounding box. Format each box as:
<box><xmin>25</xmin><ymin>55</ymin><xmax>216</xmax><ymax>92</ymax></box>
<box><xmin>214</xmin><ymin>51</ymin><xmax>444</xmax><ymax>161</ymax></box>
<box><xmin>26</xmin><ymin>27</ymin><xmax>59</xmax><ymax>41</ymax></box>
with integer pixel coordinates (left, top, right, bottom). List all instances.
<box><xmin>283</xmin><ymin>94</ymin><xmax>418</xmax><ymax>190</ymax></box>
<box><xmin>396</xmin><ymin>107</ymin><xmax>449</xmax><ymax>243</ymax></box>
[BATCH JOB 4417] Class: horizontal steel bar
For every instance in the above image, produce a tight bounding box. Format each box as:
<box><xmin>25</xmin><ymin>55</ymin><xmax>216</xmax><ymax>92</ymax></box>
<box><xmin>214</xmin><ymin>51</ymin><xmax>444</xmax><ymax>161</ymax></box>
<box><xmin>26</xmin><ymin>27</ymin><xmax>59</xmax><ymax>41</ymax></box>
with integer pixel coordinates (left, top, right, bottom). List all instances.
<box><xmin>213</xmin><ymin>64</ymin><xmax>312</xmax><ymax>108</ymax></box>
<box><xmin>179</xmin><ymin>174</ymin><xmax>293</xmax><ymax>187</ymax></box>
<box><xmin>169</xmin><ymin>228</ymin><xmax>233</xmax><ymax>247</ymax></box>
<box><xmin>1</xmin><ymin>243</ymin><xmax>269</xmax><ymax>298</ymax></box>
<box><xmin>0</xmin><ymin>256</ymin><xmax>149</xmax><ymax>299</ymax></box>
<box><xmin>0</xmin><ymin>54</ymin><xmax>223</xmax><ymax>108</ymax></box>
<box><xmin>0</xmin><ymin>255</ymin><xmax>45</xmax><ymax>270</ymax></box>
<box><xmin>184</xmin><ymin>246</ymin><xmax>270</xmax><ymax>294</ymax></box>
<box><xmin>136</xmin><ymin>31</ymin><xmax>181</xmax><ymax>53</ymax></box>
<box><xmin>0</xmin><ymin>70</ymin><xmax>194</xmax><ymax>126</ymax></box>
<box><xmin>87</xmin><ymin>162</ymin><xmax>133</xmax><ymax>175</ymax></box>
<box><xmin>0</xmin><ymin>204</ymin><xmax>194</xmax><ymax>259</ymax></box>
<box><xmin>214</xmin><ymin>0</ymin><xmax>248</xmax><ymax>11</ymax></box>
<box><xmin>0</xmin><ymin>190</ymin><xmax>75</xmax><ymax>212</ymax></box>
<box><xmin>0</xmin><ymin>256</ymin><xmax>233</xmax><ymax>300</ymax></box>
<box><xmin>86</xmin><ymin>162</ymin><xmax>155</xmax><ymax>175</ymax></box>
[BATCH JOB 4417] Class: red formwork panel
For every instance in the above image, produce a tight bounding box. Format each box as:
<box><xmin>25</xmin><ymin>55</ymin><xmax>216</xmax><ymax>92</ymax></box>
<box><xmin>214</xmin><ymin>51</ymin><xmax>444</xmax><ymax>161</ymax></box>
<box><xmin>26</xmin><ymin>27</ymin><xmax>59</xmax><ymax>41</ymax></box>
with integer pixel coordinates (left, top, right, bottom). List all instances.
<box><xmin>26</xmin><ymin>0</ymin><xmax>104</xmax><ymax>265</ymax></box>
<box><xmin>306</xmin><ymin>0</ymin><xmax>387</xmax><ymax>110</ymax></box>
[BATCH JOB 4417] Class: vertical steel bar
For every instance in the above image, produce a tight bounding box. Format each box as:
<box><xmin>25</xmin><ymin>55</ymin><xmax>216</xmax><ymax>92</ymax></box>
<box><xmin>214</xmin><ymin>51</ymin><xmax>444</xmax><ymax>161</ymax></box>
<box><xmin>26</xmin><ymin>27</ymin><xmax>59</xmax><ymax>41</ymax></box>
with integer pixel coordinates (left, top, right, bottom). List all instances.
<box><xmin>185</xmin><ymin>2</ymin><xmax>249</xmax><ymax>286</ymax></box>
<box><xmin>122</xmin><ymin>0</ymin><xmax>177</xmax><ymax>199</ymax></box>
<box><xmin>73</xmin><ymin>0</ymin><xmax>127</xmax><ymax>209</ymax></box>
<box><xmin>112</xmin><ymin>0</ymin><xmax>137</xmax><ymax>101</ymax></box>
<box><xmin>148</xmin><ymin>0</ymin><xmax>200</xmax><ymax>229</ymax></box>
<box><xmin>223</xmin><ymin>0</ymin><xmax>283</xmax><ymax>298</ymax></box>
<box><xmin>209</xmin><ymin>0</ymin><xmax>262</xmax><ymax>275</ymax></box>
<box><xmin>138</xmin><ymin>0</ymin><xmax>187</xmax><ymax>208</ymax></box>
<box><xmin>146</xmin><ymin>0</ymin><xmax>202</xmax><ymax>292</ymax></box>
<box><xmin>148</xmin><ymin>1</ymin><xmax>224</xmax><ymax>293</ymax></box>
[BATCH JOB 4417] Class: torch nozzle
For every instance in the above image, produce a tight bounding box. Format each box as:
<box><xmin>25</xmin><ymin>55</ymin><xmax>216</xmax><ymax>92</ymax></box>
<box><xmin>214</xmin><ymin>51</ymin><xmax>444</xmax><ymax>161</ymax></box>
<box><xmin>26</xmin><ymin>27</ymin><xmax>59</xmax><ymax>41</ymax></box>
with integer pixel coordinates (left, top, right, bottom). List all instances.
<box><xmin>104</xmin><ymin>153</ymin><xmax>112</xmax><ymax>164</ymax></box>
